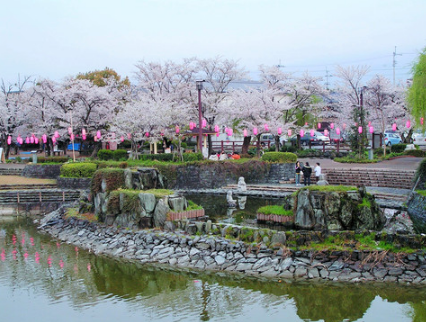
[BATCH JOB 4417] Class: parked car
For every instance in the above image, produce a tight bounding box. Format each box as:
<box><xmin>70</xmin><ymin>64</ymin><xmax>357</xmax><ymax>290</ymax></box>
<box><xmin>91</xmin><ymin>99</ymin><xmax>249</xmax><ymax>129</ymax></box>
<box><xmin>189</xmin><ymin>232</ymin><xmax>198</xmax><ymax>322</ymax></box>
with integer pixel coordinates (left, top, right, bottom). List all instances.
<box><xmin>383</xmin><ymin>133</ymin><xmax>402</xmax><ymax>146</ymax></box>
<box><xmin>413</xmin><ymin>132</ymin><xmax>426</xmax><ymax>146</ymax></box>
<box><xmin>290</xmin><ymin>131</ymin><xmax>330</xmax><ymax>146</ymax></box>
<box><xmin>259</xmin><ymin>133</ymin><xmax>287</xmax><ymax>147</ymax></box>
<box><xmin>329</xmin><ymin>131</ymin><xmax>345</xmax><ymax>144</ymax></box>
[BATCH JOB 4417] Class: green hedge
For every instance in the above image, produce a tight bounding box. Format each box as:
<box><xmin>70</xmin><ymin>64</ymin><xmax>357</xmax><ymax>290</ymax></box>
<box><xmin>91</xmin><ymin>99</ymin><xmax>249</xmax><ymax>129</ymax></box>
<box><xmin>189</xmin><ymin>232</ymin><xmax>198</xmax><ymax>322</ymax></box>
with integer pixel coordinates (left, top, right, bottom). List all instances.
<box><xmin>97</xmin><ymin>149</ymin><xmax>113</xmax><ymax>160</ymax></box>
<box><xmin>113</xmin><ymin>149</ymin><xmax>128</xmax><ymax>161</ymax></box>
<box><xmin>261</xmin><ymin>152</ymin><xmax>297</xmax><ymax>163</ymax></box>
<box><xmin>60</xmin><ymin>163</ymin><xmax>97</xmax><ymax>178</ymax></box>
<box><xmin>405</xmin><ymin>149</ymin><xmax>426</xmax><ymax>157</ymax></box>
<box><xmin>139</xmin><ymin>153</ymin><xmax>174</xmax><ymax>162</ymax></box>
<box><xmin>182</xmin><ymin>152</ymin><xmax>203</xmax><ymax>162</ymax></box>
<box><xmin>37</xmin><ymin>156</ymin><xmax>69</xmax><ymax>163</ymax></box>
<box><xmin>391</xmin><ymin>143</ymin><xmax>407</xmax><ymax>153</ymax></box>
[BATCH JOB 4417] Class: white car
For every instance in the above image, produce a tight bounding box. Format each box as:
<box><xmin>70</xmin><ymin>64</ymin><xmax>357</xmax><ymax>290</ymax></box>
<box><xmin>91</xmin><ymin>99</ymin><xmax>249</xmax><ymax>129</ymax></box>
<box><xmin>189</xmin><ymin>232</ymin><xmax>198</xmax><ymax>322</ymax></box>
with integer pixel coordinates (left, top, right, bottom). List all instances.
<box><xmin>413</xmin><ymin>133</ymin><xmax>426</xmax><ymax>146</ymax></box>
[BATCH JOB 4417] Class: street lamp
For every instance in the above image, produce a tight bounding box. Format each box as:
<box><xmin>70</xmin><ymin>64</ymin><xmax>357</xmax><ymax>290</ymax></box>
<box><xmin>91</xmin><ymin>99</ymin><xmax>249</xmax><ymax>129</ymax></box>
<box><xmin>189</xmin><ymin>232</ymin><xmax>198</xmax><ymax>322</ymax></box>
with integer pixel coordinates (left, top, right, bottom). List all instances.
<box><xmin>196</xmin><ymin>80</ymin><xmax>205</xmax><ymax>153</ymax></box>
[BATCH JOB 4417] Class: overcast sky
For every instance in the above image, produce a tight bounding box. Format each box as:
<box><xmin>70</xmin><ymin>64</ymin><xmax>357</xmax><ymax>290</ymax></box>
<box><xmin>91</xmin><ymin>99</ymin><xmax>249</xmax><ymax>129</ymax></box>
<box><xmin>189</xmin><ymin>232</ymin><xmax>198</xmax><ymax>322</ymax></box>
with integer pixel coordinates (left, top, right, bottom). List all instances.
<box><xmin>1</xmin><ymin>0</ymin><xmax>425</xmax><ymax>88</ymax></box>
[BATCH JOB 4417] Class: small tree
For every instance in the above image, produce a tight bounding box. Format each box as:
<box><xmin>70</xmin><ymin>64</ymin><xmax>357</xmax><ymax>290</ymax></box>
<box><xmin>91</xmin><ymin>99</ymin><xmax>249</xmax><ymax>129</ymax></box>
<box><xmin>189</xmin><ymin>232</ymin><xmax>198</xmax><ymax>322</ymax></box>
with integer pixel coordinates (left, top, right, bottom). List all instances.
<box><xmin>407</xmin><ymin>47</ymin><xmax>426</xmax><ymax>130</ymax></box>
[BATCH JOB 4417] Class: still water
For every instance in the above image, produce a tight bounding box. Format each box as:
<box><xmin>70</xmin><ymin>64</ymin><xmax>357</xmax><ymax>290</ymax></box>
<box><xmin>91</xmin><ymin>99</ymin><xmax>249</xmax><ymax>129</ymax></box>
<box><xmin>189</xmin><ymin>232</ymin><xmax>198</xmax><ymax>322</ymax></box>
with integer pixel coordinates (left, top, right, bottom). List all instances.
<box><xmin>1</xmin><ymin>218</ymin><xmax>426</xmax><ymax>322</ymax></box>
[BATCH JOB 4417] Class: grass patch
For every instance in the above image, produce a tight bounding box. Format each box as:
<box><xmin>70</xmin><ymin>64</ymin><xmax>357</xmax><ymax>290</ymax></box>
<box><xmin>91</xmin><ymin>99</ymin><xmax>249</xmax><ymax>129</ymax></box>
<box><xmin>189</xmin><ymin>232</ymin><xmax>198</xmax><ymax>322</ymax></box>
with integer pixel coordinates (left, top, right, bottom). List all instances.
<box><xmin>358</xmin><ymin>197</ymin><xmax>371</xmax><ymax>208</ymax></box>
<box><xmin>416</xmin><ymin>190</ymin><xmax>426</xmax><ymax>197</ymax></box>
<box><xmin>186</xmin><ymin>200</ymin><xmax>203</xmax><ymax>211</ymax></box>
<box><xmin>257</xmin><ymin>205</ymin><xmax>293</xmax><ymax>216</ymax></box>
<box><xmin>143</xmin><ymin>189</ymin><xmax>174</xmax><ymax>198</ymax></box>
<box><xmin>64</xmin><ymin>208</ymin><xmax>98</xmax><ymax>222</ymax></box>
<box><xmin>301</xmin><ymin>185</ymin><xmax>357</xmax><ymax>192</ymax></box>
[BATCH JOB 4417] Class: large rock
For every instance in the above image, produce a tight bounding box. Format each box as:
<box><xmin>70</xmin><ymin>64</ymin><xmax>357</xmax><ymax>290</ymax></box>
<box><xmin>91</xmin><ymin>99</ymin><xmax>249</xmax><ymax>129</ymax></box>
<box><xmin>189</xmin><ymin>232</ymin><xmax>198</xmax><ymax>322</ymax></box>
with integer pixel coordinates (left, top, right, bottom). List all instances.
<box><xmin>294</xmin><ymin>188</ymin><xmax>385</xmax><ymax>231</ymax></box>
<box><xmin>153</xmin><ymin>198</ymin><xmax>171</xmax><ymax>228</ymax></box>
<box><xmin>168</xmin><ymin>194</ymin><xmax>187</xmax><ymax>212</ymax></box>
<box><xmin>407</xmin><ymin>192</ymin><xmax>426</xmax><ymax>233</ymax></box>
<box><xmin>138</xmin><ymin>193</ymin><xmax>157</xmax><ymax>214</ymax></box>
<box><xmin>137</xmin><ymin>167</ymin><xmax>164</xmax><ymax>189</ymax></box>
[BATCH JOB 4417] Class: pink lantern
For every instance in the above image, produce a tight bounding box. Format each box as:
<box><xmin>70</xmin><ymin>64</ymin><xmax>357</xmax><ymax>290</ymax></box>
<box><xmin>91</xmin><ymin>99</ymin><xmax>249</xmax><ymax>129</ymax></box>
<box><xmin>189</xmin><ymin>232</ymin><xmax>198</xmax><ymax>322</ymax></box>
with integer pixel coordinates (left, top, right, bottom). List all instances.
<box><xmin>336</xmin><ymin>128</ymin><xmax>341</xmax><ymax>135</ymax></box>
<box><xmin>330</xmin><ymin>123</ymin><xmax>334</xmax><ymax>129</ymax></box>
<box><xmin>120</xmin><ymin>136</ymin><xmax>124</xmax><ymax>142</ymax></box>
<box><xmin>94</xmin><ymin>136</ymin><xmax>98</xmax><ymax>142</ymax></box>
<box><xmin>288</xmin><ymin>129</ymin><xmax>292</xmax><ymax>136</ymax></box>
<box><xmin>70</xmin><ymin>134</ymin><xmax>74</xmax><ymax>141</ymax></box>
<box><xmin>355</xmin><ymin>122</ymin><xmax>358</xmax><ymax>126</ymax></box>
<box><xmin>52</xmin><ymin>136</ymin><xmax>56</xmax><ymax>144</ymax></box>
<box><xmin>300</xmin><ymin>129</ymin><xmax>304</xmax><ymax>137</ymax></box>
<box><xmin>406</xmin><ymin>120</ymin><xmax>411</xmax><ymax>128</ymax></box>
<box><xmin>253</xmin><ymin>127</ymin><xmax>258</xmax><ymax>135</ymax></box>
<box><xmin>127</xmin><ymin>133</ymin><xmax>131</xmax><ymax>139</ymax></box>
<box><xmin>145</xmin><ymin>132</ymin><xmax>149</xmax><ymax>137</ymax></box>
<box><xmin>358</xmin><ymin>126</ymin><xmax>363</xmax><ymax>134</ymax></box>
<box><xmin>369</xmin><ymin>126</ymin><xmax>374</xmax><ymax>134</ymax></box>
<box><xmin>17</xmin><ymin>135</ymin><xmax>23</xmax><ymax>145</ymax></box>
<box><xmin>343</xmin><ymin>123</ymin><xmax>347</xmax><ymax>130</ymax></box>
<box><xmin>30</xmin><ymin>136</ymin><xmax>34</xmax><ymax>144</ymax></box>
<box><xmin>368</xmin><ymin>121</ymin><xmax>371</xmax><ymax>127</ymax></box>
<box><xmin>278</xmin><ymin>127</ymin><xmax>282</xmax><ymax>135</ymax></box>
<box><xmin>305</xmin><ymin>122</ymin><xmax>308</xmax><ymax>126</ymax></box>
<box><xmin>202</xmin><ymin>119</ymin><xmax>207</xmax><ymax>128</ymax></box>
<box><xmin>264</xmin><ymin>124</ymin><xmax>269</xmax><ymax>132</ymax></box>
<box><xmin>216</xmin><ymin>132</ymin><xmax>219</xmax><ymax>137</ymax></box>
<box><xmin>54</xmin><ymin>131</ymin><xmax>60</xmax><ymax>138</ymax></box>
<box><xmin>25</xmin><ymin>137</ymin><xmax>30</xmax><ymax>144</ymax></box>
<box><xmin>421</xmin><ymin>117</ymin><xmax>424</xmax><ymax>125</ymax></box>
<box><xmin>96</xmin><ymin>131</ymin><xmax>101</xmax><ymax>139</ymax></box>
<box><xmin>175</xmin><ymin>126</ymin><xmax>180</xmax><ymax>134</ymax></box>
<box><xmin>68</xmin><ymin>127</ymin><xmax>72</xmax><ymax>135</ymax></box>
<box><xmin>34</xmin><ymin>138</ymin><xmax>39</xmax><ymax>144</ymax></box>
<box><xmin>42</xmin><ymin>134</ymin><xmax>47</xmax><ymax>144</ymax></box>
<box><xmin>189</xmin><ymin>122</ymin><xmax>194</xmax><ymax>130</ymax></box>
<box><xmin>243</xmin><ymin>129</ymin><xmax>248</xmax><ymax>137</ymax></box>
<box><xmin>324</xmin><ymin>129</ymin><xmax>329</xmax><ymax>136</ymax></box>
<box><xmin>82</xmin><ymin>128</ymin><xmax>86</xmax><ymax>136</ymax></box>
<box><xmin>318</xmin><ymin>123</ymin><xmax>321</xmax><ymax>129</ymax></box>
<box><xmin>229</xmin><ymin>129</ymin><xmax>233</xmax><ymax>136</ymax></box>
<box><xmin>310</xmin><ymin>129</ymin><xmax>315</xmax><ymax>137</ymax></box>
<box><xmin>214</xmin><ymin>125</ymin><xmax>219</xmax><ymax>133</ymax></box>
<box><xmin>82</xmin><ymin>134</ymin><xmax>87</xmax><ymax>141</ymax></box>
<box><xmin>7</xmin><ymin>136</ymin><xmax>11</xmax><ymax>145</ymax></box>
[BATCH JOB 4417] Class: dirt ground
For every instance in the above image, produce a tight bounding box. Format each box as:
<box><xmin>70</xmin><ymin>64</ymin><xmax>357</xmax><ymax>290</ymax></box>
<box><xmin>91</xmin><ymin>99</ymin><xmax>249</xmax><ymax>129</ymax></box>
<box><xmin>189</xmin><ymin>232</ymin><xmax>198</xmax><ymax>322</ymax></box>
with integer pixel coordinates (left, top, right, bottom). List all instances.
<box><xmin>0</xmin><ymin>176</ymin><xmax>56</xmax><ymax>185</ymax></box>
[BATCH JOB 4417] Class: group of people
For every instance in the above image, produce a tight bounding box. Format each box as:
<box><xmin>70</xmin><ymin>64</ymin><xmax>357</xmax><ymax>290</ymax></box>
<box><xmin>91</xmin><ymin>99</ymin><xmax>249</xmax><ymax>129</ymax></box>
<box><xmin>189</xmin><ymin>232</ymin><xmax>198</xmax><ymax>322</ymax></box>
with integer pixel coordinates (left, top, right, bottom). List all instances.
<box><xmin>209</xmin><ymin>151</ymin><xmax>240</xmax><ymax>161</ymax></box>
<box><xmin>295</xmin><ymin>161</ymin><xmax>321</xmax><ymax>186</ymax></box>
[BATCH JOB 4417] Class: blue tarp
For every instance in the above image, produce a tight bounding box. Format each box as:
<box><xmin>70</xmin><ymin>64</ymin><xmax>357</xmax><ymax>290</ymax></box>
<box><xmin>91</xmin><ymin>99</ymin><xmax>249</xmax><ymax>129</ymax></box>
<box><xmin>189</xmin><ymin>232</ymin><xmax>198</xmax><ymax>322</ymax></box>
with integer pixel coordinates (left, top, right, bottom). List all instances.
<box><xmin>67</xmin><ymin>143</ymin><xmax>81</xmax><ymax>150</ymax></box>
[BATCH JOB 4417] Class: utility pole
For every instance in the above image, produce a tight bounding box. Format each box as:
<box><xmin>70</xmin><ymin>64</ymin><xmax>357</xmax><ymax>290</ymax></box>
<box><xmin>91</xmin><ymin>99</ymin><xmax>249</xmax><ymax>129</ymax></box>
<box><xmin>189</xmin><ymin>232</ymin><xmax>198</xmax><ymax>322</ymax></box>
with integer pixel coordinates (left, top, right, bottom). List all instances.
<box><xmin>393</xmin><ymin>46</ymin><xmax>402</xmax><ymax>86</ymax></box>
<box><xmin>325</xmin><ymin>67</ymin><xmax>333</xmax><ymax>90</ymax></box>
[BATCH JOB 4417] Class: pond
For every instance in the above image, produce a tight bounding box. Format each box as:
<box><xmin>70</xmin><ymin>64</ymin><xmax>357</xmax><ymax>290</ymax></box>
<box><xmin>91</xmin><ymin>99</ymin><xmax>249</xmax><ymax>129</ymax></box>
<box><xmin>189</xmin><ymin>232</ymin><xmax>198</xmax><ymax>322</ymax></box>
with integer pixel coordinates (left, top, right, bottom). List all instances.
<box><xmin>1</xmin><ymin>217</ymin><xmax>426</xmax><ymax>322</ymax></box>
<box><xmin>183</xmin><ymin>192</ymin><xmax>288</xmax><ymax>228</ymax></box>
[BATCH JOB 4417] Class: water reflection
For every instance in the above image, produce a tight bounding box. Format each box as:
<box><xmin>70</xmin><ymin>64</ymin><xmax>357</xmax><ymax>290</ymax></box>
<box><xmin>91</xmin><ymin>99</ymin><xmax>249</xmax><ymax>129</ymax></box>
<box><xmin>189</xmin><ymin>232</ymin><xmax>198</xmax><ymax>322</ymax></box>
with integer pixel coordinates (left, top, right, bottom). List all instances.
<box><xmin>1</xmin><ymin>218</ymin><xmax>426</xmax><ymax>322</ymax></box>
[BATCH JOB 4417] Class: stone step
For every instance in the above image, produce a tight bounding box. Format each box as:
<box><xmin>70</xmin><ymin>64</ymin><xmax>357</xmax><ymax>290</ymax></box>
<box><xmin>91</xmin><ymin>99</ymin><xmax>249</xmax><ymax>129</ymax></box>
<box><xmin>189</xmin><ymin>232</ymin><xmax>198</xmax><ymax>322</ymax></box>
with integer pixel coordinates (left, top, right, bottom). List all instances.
<box><xmin>0</xmin><ymin>168</ymin><xmax>23</xmax><ymax>176</ymax></box>
<box><xmin>0</xmin><ymin>184</ymin><xmax>57</xmax><ymax>190</ymax></box>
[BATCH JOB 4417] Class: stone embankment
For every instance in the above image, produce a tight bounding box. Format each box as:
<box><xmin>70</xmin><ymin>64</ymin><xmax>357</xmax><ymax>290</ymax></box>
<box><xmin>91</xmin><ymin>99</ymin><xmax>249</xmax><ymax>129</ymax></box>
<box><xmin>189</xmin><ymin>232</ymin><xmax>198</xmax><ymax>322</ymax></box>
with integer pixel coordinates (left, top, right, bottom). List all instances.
<box><xmin>39</xmin><ymin>210</ymin><xmax>426</xmax><ymax>284</ymax></box>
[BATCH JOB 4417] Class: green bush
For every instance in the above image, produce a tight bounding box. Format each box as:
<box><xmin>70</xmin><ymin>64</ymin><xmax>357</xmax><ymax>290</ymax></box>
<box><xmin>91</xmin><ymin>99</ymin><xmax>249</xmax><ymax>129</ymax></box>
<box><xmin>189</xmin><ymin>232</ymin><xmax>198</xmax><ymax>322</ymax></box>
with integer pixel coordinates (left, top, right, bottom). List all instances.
<box><xmin>97</xmin><ymin>149</ymin><xmax>113</xmax><ymax>161</ymax></box>
<box><xmin>257</xmin><ymin>205</ymin><xmax>293</xmax><ymax>216</ymax></box>
<box><xmin>113</xmin><ymin>149</ymin><xmax>128</xmax><ymax>161</ymax></box>
<box><xmin>391</xmin><ymin>143</ymin><xmax>407</xmax><ymax>153</ymax></box>
<box><xmin>261</xmin><ymin>152</ymin><xmax>297</xmax><ymax>163</ymax></box>
<box><xmin>183</xmin><ymin>152</ymin><xmax>203</xmax><ymax>162</ymax></box>
<box><xmin>37</xmin><ymin>156</ymin><xmax>69</xmax><ymax>163</ymax></box>
<box><xmin>405</xmin><ymin>149</ymin><xmax>426</xmax><ymax>157</ymax></box>
<box><xmin>60</xmin><ymin>163</ymin><xmax>97</xmax><ymax>178</ymax></box>
<box><xmin>280</xmin><ymin>145</ymin><xmax>297</xmax><ymax>153</ymax></box>
<box><xmin>139</xmin><ymin>153</ymin><xmax>174</xmax><ymax>162</ymax></box>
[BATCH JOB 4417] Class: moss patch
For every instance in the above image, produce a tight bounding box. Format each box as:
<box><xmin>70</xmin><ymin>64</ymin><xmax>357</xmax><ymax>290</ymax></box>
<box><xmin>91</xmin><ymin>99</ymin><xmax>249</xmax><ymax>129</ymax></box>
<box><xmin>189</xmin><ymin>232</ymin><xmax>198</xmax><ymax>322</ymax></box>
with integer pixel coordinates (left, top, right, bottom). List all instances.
<box><xmin>257</xmin><ymin>205</ymin><xmax>293</xmax><ymax>216</ymax></box>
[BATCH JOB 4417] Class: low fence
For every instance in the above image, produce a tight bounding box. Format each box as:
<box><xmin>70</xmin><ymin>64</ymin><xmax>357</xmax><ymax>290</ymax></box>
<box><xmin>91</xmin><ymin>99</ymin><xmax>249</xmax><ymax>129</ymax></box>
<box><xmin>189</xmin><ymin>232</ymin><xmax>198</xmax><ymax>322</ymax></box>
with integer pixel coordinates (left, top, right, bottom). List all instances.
<box><xmin>167</xmin><ymin>209</ymin><xmax>205</xmax><ymax>221</ymax></box>
<box><xmin>257</xmin><ymin>213</ymin><xmax>295</xmax><ymax>223</ymax></box>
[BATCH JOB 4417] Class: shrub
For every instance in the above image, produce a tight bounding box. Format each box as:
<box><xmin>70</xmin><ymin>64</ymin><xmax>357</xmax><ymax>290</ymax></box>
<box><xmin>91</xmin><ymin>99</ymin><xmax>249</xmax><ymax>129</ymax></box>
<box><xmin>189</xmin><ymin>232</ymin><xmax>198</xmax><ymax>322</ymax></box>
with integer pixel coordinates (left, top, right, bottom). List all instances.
<box><xmin>37</xmin><ymin>156</ymin><xmax>69</xmax><ymax>163</ymax></box>
<box><xmin>391</xmin><ymin>143</ymin><xmax>407</xmax><ymax>153</ymax></box>
<box><xmin>60</xmin><ymin>163</ymin><xmax>97</xmax><ymax>178</ymax></box>
<box><xmin>139</xmin><ymin>153</ymin><xmax>174</xmax><ymax>162</ymax></box>
<box><xmin>257</xmin><ymin>205</ymin><xmax>293</xmax><ymax>216</ymax></box>
<box><xmin>261</xmin><ymin>152</ymin><xmax>297</xmax><ymax>163</ymax></box>
<box><xmin>113</xmin><ymin>149</ymin><xmax>128</xmax><ymax>161</ymax></box>
<box><xmin>91</xmin><ymin>168</ymin><xmax>126</xmax><ymax>193</ymax></box>
<box><xmin>97</xmin><ymin>149</ymin><xmax>113</xmax><ymax>161</ymax></box>
<box><xmin>405</xmin><ymin>149</ymin><xmax>426</xmax><ymax>157</ymax></box>
<box><xmin>183</xmin><ymin>152</ymin><xmax>203</xmax><ymax>162</ymax></box>
<box><xmin>280</xmin><ymin>145</ymin><xmax>297</xmax><ymax>153</ymax></box>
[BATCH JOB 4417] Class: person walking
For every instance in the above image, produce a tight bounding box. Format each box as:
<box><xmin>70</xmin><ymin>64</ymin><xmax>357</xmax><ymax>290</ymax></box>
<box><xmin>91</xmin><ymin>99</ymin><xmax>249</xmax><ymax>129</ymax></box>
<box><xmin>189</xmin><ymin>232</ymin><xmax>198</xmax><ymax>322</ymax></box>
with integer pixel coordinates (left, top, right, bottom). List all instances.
<box><xmin>314</xmin><ymin>162</ymin><xmax>321</xmax><ymax>179</ymax></box>
<box><xmin>302</xmin><ymin>162</ymin><xmax>312</xmax><ymax>186</ymax></box>
<box><xmin>295</xmin><ymin>161</ymin><xmax>302</xmax><ymax>186</ymax></box>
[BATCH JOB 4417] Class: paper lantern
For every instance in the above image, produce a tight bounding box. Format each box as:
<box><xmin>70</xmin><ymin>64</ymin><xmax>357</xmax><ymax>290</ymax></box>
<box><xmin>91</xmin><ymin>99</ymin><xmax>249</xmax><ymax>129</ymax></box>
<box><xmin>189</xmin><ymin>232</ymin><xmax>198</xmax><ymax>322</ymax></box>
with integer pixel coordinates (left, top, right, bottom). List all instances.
<box><xmin>189</xmin><ymin>122</ymin><xmax>194</xmax><ymax>130</ymax></box>
<box><xmin>127</xmin><ymin>133</ymin><xmax>131</xmax><ymax>139</ymax></box>
<box><xmin>120</xmin><ymin>136</ymin><xmax>124</xmax><ymax>142</ymax></box>
<box><xmin>310</xmin><ymin>129</ymin><xmax>315</xmax><ymax>137</ymax></box>
<box><xmin>25</xmin><ymin>137</ymin><xmax>30</xmax><ymax>144</ymax></box>
<box><xmin>94</xmin><ymin>136</ymin><xmax>98</xmax><ymax>142</ymax></box>
<box><xmin>243</xmin><ymin>129</ymin><xmax>248</xmax><ymax>137</ymax></box>
<box><xmin>421</xmin><ymin>117</ymin><xmax>424</xmax><ymax>125</ymax></box>
<box><xmin>406</xmin><ymin>120</ymin><xmax>411</xmax><ymax>128</ymax></box>
<box><xmin>145</xmin><ymin>132</ymin><xmax>149</xmax><ymax>137</ymax></box>
<box><xmin>229</xmin><ymin>129</ymin><xmax>233</xmax><ymax>136</ymax></box>
<box><xmin>305</xmin><ymin>122</ymin><xmax>308</xmax><ymax>126</ymax></box>
<box><xmin>54</xmin><ymin>131</ymin><xmax>60</xmax><ymax>138</ymax></box>
<box><xmin>343</xmin><ymin>123</ymin><xmax>347</xmax><ymax>130</ymax></box>
<box><xmin>30</xmin><ymin>136</ymin><xmax>34</xmax><ymax>144</ymax></box>
<box><xmin>318</xmin><ymin>123</ymin><xmax>321</xmax><ymax>129</ymax></box>
<box><xmin>368</xmin><ymin>121</ymin><xmax>371</xmax><ymax>127</ymax></box>
<box><xmin>82</xmin><ymin>128</ymin><xmax>86</xmax><ymax>136</ymax></box>
<box><xmin>264</xmin><ymin>124</ymin><xmax>269</xmax><ymax>132</ymax></box>
<box><xmin>17</xmin><ymin>135</ymin><xmax>23</xmax><ymax>145</ymax></box>
<box><xmin>278</xmin><ymin>127</ymin><xmax>282</xmax><ymax>135</ymax></box>
<box><xmin>68</xmin><ymin>127</ymin><xmax>72</xmax><ymax>135</ymax></box>
<box><xmin>70</xmin><ymin>134</ymin><xmax>74</xmax><ymax>141</ymax></box>
<box><xmin>175</xmin><ymin>126</ymin><xmax>180</xmax><ymax>134</ymax></box>
<box><xmin>300</xmin><ymin>129</ymin><xmax>304</xmax><ymax>137</ymax></box>
<box><xmin>358</xmin><ymin>126</ymin><xmax>363</xmax><ymax>134</ymax></box>
<box><xmin>253</xmin><ymin>127</ymin><xmax>258</xmax><ymax>135</ymax></box>
<box><xmin>324</xmin><ymin>129</ymin><xmax>329</xmax><ymax>136</ymax></box>
<box><xmin>288</xmin><ymin>129</ymin><xmax>292</xmax><ymax>136</ymax></box>
<box><xmin>82</xmin><ymin>134</ymin><xmax>87</xmax><ymax>140</ymax></box>
<box><xmin>42</xmin><ymin>134</ymin><xmax>47</xmax><ymax>144</ymax></box>
<box><xmin>369</xmin><ymin>126</ymin><xmax>374</xmax><ymax>134</ymax></box>
<box><xmin>330</xmin><ymin>123</ymin><xmax>334</xmax><ymax>129</ymax></box>
<box><xmin>214</xmin><ymin>125</ymin><xmax>219</xmax><ymax>133</ymax></box>
<box><xmin>7</xmin><ymin>136</ymin><xmax>11</xmax><ymax>145</ymax></box>
<box><xmin>216</xmin><ymin>132</ymin><xmax>219</xmax><ymax>137</ymax></box>
<box><xmin>52</xmin><ymin>136</ymin><xmax>56</xmax><ymax>144</ymax></box>
<box><xmin>336</xmin><ymin>128</ymin><xmax>340</xmax><ymax>135</ymax></box>
<box><xmin>202</xmin><ymin>119</ymin><xmax>207</xmax><ymax>128</ymax></box>
<box><xmin>34</xmin><ymin>138</ymin><xmax>39</xmax><ymax>144</ymax></box>
<box><xmin>96</xmin><ymin>131</ymin><xmax>101</xmax><ymax>139</ymax></box>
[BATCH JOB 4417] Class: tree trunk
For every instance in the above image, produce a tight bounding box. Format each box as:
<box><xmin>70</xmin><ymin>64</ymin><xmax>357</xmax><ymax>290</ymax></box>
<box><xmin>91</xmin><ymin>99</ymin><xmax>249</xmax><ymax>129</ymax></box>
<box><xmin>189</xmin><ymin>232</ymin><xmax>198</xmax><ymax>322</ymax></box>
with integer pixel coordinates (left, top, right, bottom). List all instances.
<box><xmin>241</xmin><ymin>136</ymin><xmax>251</xmax><ymax>155</ymax></box>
